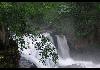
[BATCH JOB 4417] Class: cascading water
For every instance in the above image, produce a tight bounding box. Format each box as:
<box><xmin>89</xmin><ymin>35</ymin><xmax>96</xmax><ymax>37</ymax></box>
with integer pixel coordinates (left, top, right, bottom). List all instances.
<box><xmin>18</xmin><ymin>32</ymin><xmax>100</xmax><ymax>68</ymax></box>
<box><xmin>42</xmin><ymin>32</ymin><xmax>54</xmax><ymax>44</ymax></box>
<box><xmin>55</xmin><ymin>35</ymin><xmax>75</xmax><ymax>67</ymax></box>
<box><xmin>18</xmin><ymin>33</ymin><xmax>58</xmax><ymax>68</ymax></box>
<box><xmin>56</xmin><ymin>35</ymin><xmax>70</xmax><ymax>59</ymax></box>
<box><xmin>55</xmin><ymin>34</ymin><xmax>100</xmax><ymax>68</ymax></box>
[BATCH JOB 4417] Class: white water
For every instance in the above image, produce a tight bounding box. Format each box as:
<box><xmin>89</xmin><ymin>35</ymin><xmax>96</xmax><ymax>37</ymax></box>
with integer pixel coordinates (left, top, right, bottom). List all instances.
<box><xmin>56</xmin><ymin>35</ymin><xmax>70</xmax><ymax>59</ymax></box>
<box><xmin>18</xmin><ymin>32</ymin><xmax>100</xmax><ymax>68</ymax></box>
<box><xmin>55</xmin><ymin>34</ymin><xmax>100</xmax><ymax>68</ymax></box>
<box><xmin>18</xmin><ymin>33</ymin><xmax>58</xmax><ymax>68</ymax></box>
<box><xmin>18</xmin><ymin>35</ymin><xmax>48</xmax><ymax>68</ymax></box>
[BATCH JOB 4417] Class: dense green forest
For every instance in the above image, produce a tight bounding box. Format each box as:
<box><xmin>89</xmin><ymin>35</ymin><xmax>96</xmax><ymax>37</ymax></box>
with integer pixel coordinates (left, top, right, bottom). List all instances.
<box><xmin>0</xmin><ymin>2</ymin><xmax>100</xmax><ymax>68</ymax></box>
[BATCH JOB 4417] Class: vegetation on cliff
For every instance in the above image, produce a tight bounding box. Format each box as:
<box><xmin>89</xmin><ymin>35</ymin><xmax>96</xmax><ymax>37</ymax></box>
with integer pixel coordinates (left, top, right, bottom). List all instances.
<box><xmin>0</xmin><ymin>2</ymin><xmax>100</xmax><ymax>67</ymax></box>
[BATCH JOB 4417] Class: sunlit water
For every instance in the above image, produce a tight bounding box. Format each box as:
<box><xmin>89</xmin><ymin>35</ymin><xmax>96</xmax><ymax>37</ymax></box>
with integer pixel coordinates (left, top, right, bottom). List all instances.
<box><xmin>18</xmin><ymin>32</ymin><xmax>100</xmax><ymax>68</ymax></box>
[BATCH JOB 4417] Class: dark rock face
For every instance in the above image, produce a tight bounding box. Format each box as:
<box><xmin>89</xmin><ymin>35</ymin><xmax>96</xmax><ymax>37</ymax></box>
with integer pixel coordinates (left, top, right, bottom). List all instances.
<box><xmin>18</xmin><ymin>57</ymin><xmax>37</xmax><ymax>68</ymax></box>
<box><xmin>70</xmin><ymin>44</ymin><xmax>100</xmax><ymax>65</ymax></box>
<box><xmin>50</xmin><ymin>33</ymin><xmax>58</xmax><ymax>50</ymax></box>
<box><xmin>30</xmin><ymin>63</ymin><xmax>37</xmax><ymax>68</ymax></box>
<box><xmin>18</xmin><ymin>57</ymin><xmax>33</xmax><ymax>68</ymax></box>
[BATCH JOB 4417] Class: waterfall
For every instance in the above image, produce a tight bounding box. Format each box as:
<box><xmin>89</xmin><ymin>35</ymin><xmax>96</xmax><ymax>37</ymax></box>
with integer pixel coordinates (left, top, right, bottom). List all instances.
<box><xmin>18</xmin><ymin>32</ymin><xmax>58</xmax><ymax>68</ymax></box>
<box><xmin>56</xmin><ymin>35</ymin><xmax>70</xmax><ymax>59</ymax></box>
<box><xmin>42</xmin><ymin>32</ymin><xmax>54</xmax><ymax>44</ymax></box>
<box><xmin>54</xmin><ymin>35</ymin><xmax>100</xmax><ymax>68</ymax></box>
<box><xmin>18</xmin><ymin>32</ymin><xmax>100</xmax><ymax>68</ymax></box>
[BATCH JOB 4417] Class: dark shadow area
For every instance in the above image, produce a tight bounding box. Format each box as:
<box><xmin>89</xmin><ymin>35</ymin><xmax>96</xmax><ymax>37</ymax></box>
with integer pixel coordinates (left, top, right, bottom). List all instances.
<box><xmin>0</xmin><ymin>39</ymin><xmax>20</xmax><ymax>68</ymax></box>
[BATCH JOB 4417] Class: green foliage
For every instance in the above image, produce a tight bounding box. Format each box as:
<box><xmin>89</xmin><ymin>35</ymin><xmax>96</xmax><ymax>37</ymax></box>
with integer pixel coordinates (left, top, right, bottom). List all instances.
<box><xmin>0</xmin><ymin>2</ymin><xmax>67</xmax><ymax>65</ymax></box>
<box><xmin>0</xmin><ymin>2</ymin><xmax>100</xmax><ymax>66</ymax></box>
<box><xmin>0</xmin><ymin>2</ymin><xmax>75</xmax><ymax>35</ymax></box>
<box><xmin>71</xmin><ymin>2</ymin><xmax>98</xmax><ymax>38</ymax></box>
<box><xmin>34</xmin><ymin>34</ymin><xmax>58</xmax><ymax>65</ymax></box>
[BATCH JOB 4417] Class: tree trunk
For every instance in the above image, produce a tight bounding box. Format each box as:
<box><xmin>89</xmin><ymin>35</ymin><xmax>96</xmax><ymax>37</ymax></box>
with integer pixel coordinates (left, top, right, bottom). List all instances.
<box><xmin>0</xmin><ymin>23</ymin><xmax>20</xmax><ymax>68</ymax></box>
<box><xmin>0</xmin><ymin>23</ymin><xmax>9</xmax><ymax>50</ymax></box>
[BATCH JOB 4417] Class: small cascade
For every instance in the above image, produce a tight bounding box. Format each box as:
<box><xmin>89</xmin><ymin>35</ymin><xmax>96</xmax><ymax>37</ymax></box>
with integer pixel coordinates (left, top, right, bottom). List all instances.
<box><xmin>42</xmin><ymin>32</ymin><xmax>54</xmax><ymax>44</ymax></box>
<box><xmin>56</xmin><ymin>35</ymin><xmax>70</xmax><ymax>59</ymax></box>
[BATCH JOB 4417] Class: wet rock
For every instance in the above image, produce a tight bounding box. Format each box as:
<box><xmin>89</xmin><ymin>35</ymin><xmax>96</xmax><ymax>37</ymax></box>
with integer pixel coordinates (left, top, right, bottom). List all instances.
<box><xmin>58</xmin><ymin>64</ymin><xmax>85</xmax><ymax>68</ymax></box>
<box><xmin>18</xmin><ymin>57</ymin><xmax>33</xmax><ymax>68</ymax></box>
<box><xmin>30</xmin><ymin>63</ymin><xmax>37</xmax><ymax>68</ymax></box>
